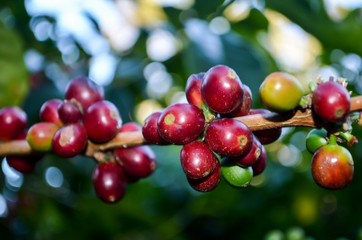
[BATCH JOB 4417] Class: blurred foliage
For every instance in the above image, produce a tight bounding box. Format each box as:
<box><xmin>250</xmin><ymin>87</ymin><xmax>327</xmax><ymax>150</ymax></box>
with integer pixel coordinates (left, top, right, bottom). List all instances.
<box><xmin>0</xmin><ymin>0</ymin><xmax>362</xmax><ymax>239</ymax></box>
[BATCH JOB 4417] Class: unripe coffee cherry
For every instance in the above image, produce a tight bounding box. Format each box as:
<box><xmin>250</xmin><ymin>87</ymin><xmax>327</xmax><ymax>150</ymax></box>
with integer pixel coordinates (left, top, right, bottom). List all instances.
<box><xmin>312</xmin><ymin>81</ymin><xmax>350</xmax><ymax>123</ymax></box>
<box><xmin>52</xmin><ymin>123</ymin><xmax>88</xmax><ymax>158</ymax></box>
<box><xmin>187</xmin><ymin>160</ymin><xmax>221</xmax><ymax>192</ymax></box>
<box><xmin>0</xmin><ymin>106</ymin><xmax>27</xmax><ymax>141</ymax></box>
<box><xmin>201</xmin><ymin>65</ymin><xmax>244</xmax><ymax>114</ymax></box>
<box><xmin>305</xmin><ymin>128</ymin><xmax>328</xmax><ymax>153</ymax></box>
<box><xmin>205</xmin><ymin>118</ymin><xmax>253</xmax><ymax>156</ymax></box>
<box><xmin>259</xmin><ymin>72</ymin><xmax>303</xmax><ymax>112</ymax></box>
<box><xmin>142</xmin><ymin>112</ymin><xmax>169</xmax><ymax>145</ymax></box>
<box><xmin>221</xmin><ymin>157</ymin><xmax>253</xmax><ymax>188</ymax></box>
<box><xmin>27</xmin><ymin>122</ymin><xmax>60</xmax><ymax>152</ymax></box>
<box><xmin>65</xmin><ymin>76</ymin><xmax>104</xmax><ymax>111</ymax></box>
<box><xmin>39</xmin><ymin>99</ymin><xmax>63</xmax><ymax>125</ymax></box>
<box><xmin>311</xmin><ymin>144</ymin><xmax>353</xmax><ymax>190</ymax></box>
<box><xmin>93</xmin><ymin>162</ymin><xmax>127</xmax><ymax>203</ymax></box>
<box><xmin>185</xmin><ymin>72</ymin><xmax>204</xmax><ymax>109</ymax></box>
<box><xmin>83</xmin><ymin>100</ymin><xmax>122</xmax><ymax>143</ymax></box>
<box><xmin>180</xmin><ymin>141</ymin><xmax>217</xmax><ymax>179</ymax></box>
<box><xmin>158</xmin><ymin>103</ymin><xmax>205</xmax><ymax>145</ymax></box>
<box><xmin>114</xmin><ymin>146</ymin><xmax>157</xmax><ymax>179</ymax></box>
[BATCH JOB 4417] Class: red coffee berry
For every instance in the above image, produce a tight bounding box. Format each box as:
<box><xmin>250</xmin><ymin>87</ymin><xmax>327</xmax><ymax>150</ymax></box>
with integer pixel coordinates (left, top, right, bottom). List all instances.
<box><xmin>114</xmin><ymin>146</ymin><xmax>157</xmax><ymax>179</ymax></box>
<box><xmin>58</xmin><ymin>101</ymin><xmax>83</xmax><ymax>124</ymax></box>
<box><xmin>232</xmin><ymin>135</ymin><xmax>262</xmax><ymax>167</ymax></box>
<box><xmin>248</xmin><ymin>109</ymin><xmax>282</xmax><ymax>145</ymax></box>
<box><xmin>0</xmin><ymin>106</ymin><xmax>27</xmax><ymax>141</ymax></box>
<box><xmin>65</xmin><ymin>76</ymin><xmax>104</xmax><ymax>111</ymax></box>
<box><xmin>201</xmin><ymin>65</ymin><xmax>243</xmax><ymax>114</ymax></box>
<box><xmin>93</xmin><ymin>162</ymin><xmax>127</xmax><ymax>203</ymax></box>
<box><xmin>180</xmin><ymin>141</ymin><xmax>217</xmax><ymax>179</ymax></box>
<box><xmin>187</xmin><ymin>160</ymin><xmax>221</xmax><ymax>192</ymax></box>
<box><xmin>142</xmin><ymin>112</ymin><xmax>169</xmax><ymax>145</ymax></box>
<box><xmin>185</xmin><ymin>72</ymin><xmax>204</xmax><ymax>109</ymax></box>
<box><xmin>119</xmin><ymin>122</ymin><xmax>142</xmax><ymax>133</ymax></box>
<box><xmin>312</xmin><ymin>81</ymin><xmax>350</xmax><ymax>123</ymax></box>
<box><xmin>52</xmin><ymin>123</ymin><xmax>88</xmax><ymax>158</ymax></box>
<box><xmin>39</xmin><ymin>99</ymin><xmax>63</xmax><ymax>125</ymax></box>
<box><xmin>83</xmin><ymin>100</ymin><xmax>122</xmax><ymax>143</ymax></box>
<box><xmin>311</xmin><ymin>144</ymin><xmax>353</xmax><ymax>190</ymax></box>
<box><xmin>158</xmin><ymin>103</ymin><xmax>205</xmax><ymax>145</ymax></box>
<box><xmin>228</xmin><ymin>84</ymin><xmax>253</xmax><ymax>117</ymax></box>
<box><xmin>252</xmin><ymin>145</ymin><xmax>267</xmax><ymax>176</ymax></box>
<box><xmin>205</xmin><ymin>118</ymin><xmax>253</xmax><ymax>156</ymax></box>
<box><xmin>27</xmin><ymin>122</ymin><xmax>60</xmax><ymax>152</ymax></box>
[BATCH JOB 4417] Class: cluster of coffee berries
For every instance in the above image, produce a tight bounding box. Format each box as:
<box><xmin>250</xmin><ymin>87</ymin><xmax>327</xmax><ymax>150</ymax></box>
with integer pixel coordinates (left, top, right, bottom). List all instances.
<box><xmin>306</xmin><ymin>79</ymin><xmax>355</xmax><ymax>190</ymax></box>
<box><xmin>142</xmin><ymin>65</ymin><xmax>282</xmax><ymax>191</ymax></box>
<box><xmin>1</xmin><ymin>77</ymin><xmax>157</xmax><ymax>204</ymax></box>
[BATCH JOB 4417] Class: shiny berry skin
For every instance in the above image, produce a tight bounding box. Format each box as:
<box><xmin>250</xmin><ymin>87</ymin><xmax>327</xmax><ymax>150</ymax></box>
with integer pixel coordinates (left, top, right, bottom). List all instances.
<box><xmin>0</xmin><ymin>106</ymin><xmax>27</xmax><ymax>141</ymax></box>
<box><xmin>142</xmin><ymin>112</ymin><xmax>169</xmax><ymax>145</ymax></box>
<box><xmin>83</xmin><ymin>100</ymin><xmax>122</xmax><ymax>143</ymax></box>
<box><xmin>157</xmin><ymin>103</ymin><xmax>205</xmax><ymax>145</ymax></box>
<box><xmin>187</xmin><ymin>160</ymin><xmax>221</xmax><ymax>192</ymax></box>
<box><xmin>201</xmin><ymin>65</ymin><xmax>243</xmax><ymax>114</ymax></box>
<box><xmin>252</xmin><ymin>145</ymin><xmax>267</xmax><ymax>176</ymax></box>
<box><xmin>259</xmin><ymin>72</ymin><xmax>303</xmax><ymax>112</ymax></box>
<box><xmin>312</xmin><ymin>81</ymin><xmax>350</xmax><ymax>123</ymax></box>
<box><xmin>311</xmin><ymin>144</ymin><xmax>353</xmax><ymax>190</ymax></box>
<box><xmin>306</xmin><ymin>128</ymin><xmax>328</xmax><ymax>153</ymax></box>
<box><xmin>93</xmin><ymin>162</ymin><xmax>127</xmax><ymax>203</ymax></box>
<box><xmin>185</xmin><ymin>72</ymin><xmax>204</xmax><ymax>109</ymax></box>
<box><xmin>180</xmin><ymin>141</ymin><xmax>217</xmax><ymax>179</ymax></box>
<box><xmin>39</xmin><ymin>99</ymin><xmax>63</xmax><ymax>125</ymax></box>
<box><xmin>52</xmin><ymin>123</ymin><xmax>88</xmax><ymax>158</ymax></box>
<box><xmin>228</xmin><ymin>84</ymin><xmax>253</xmax><ymax>117</ymax></box>
<box><xmin>65</xmin><ymin>76</ymin><xmax>104</xmax><ymax>111</ymax></box>
<box><xmin>205</xmin><ymin>118</ymin><xmax>253</xmax><ymax>156</ymax></box>
<box><xmin>58</xmin><ymin>101</ymin><xmax>83</xmax><ymax>124</ymax></box>
<box><xmin>27</xmin><ymin>122</ymin><xmax>60</xmax><ymax>152</ymax></box>
<box><xmin>232</xmin><ymin>135</ymin><xmax>262</xmax><ymax>167</ymax></box>
<box><xmin>248</xmin><ymin>109</ymin><xmax>282</xmax><ymax>145</ymax></box>
<box><xmin>221</xmin><ymin>157</ymin><xmax>253</xmax><ymax>188</ymax></box>
<box><xmin>114</xmin><ymin>146</ymin><xmax>157</xmax><ymax>179</ymax></box>
<box><xmin>119</xmin><ymin>122</ymin><xmax>142</xmax><ymax>133</ymax></box>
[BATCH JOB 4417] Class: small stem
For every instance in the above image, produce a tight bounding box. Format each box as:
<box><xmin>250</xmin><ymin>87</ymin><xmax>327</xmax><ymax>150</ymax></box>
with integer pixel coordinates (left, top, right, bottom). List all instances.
<box><xmin>329</xmin><ymin>135</ymin><xmax>338</xmax><ymax>145</ymax></box>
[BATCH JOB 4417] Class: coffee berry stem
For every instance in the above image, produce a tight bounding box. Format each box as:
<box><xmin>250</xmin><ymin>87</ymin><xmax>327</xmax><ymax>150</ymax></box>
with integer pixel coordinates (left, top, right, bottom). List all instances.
<box><xmin>0</xmin><ymin>96</ymin><xmax>362</xmax><ymax>158</ymax></box>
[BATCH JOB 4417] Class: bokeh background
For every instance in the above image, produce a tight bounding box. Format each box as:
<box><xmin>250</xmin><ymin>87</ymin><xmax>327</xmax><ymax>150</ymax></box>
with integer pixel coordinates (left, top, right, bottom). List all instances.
<box><xmin>0</xmin><ymin>0</ymin><xmax>362</xmax><ymax>239</ymax></box>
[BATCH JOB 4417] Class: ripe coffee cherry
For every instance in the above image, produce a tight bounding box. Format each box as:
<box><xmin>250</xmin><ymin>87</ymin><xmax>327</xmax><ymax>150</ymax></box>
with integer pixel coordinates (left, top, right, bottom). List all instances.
<box><xmin>311</xmin><ymin>144</ymin><xmax>353</xmax><ymax>190</ymax></box>
<box><xmin>52</xmin><ymin>123</ymin><xmax>88</xmax><ymax>158</ymax></box>
<box><xmin>248</xmin><ymin>109</ymin><xmax>282</xmax><ymax>145</ymax></box>
<box><xmin>83</xmin><ymin>100</ymin><xmax>122</xmax><ymax>143</ymax></box>
<box><xmin>93</xmin><ymin>161</ymin><xmax>127</xmax><ymax>203</ymax></box>
<box><xmin>119</xmin><ymin>122</ymin><xmax>142</xmax><ymax>132</ymax></box>
<box><xmin>259</xmin><ymin>72</ymin><xmax>303</xmax><ymax>112</ymax></box>
<box><xmin>0</xmin><ymin>106</ymin><xmax>27</xmax><ymax>141</ymax></box>
<box><xmin>205</xmin><ymin>118</ymin><xmax>253</xmax><ymax>156</ymax></box>
<box><xmin>201</xmin><ymin>65</ymin><xmax>243</xmax><ymax>114</ymax></box>
<box><xmin>142</xmin><ymin>112</ymin><xmax>169</xmax><ymax>145</ymax></box>
<box><xmin>27</xmin><ymin>122</ymin><xmax>60</xmax><ymax>152</ymax></box>
<box><xmin>65</xmin><ymin>76</ymin><xmax>104</xmax><ymax>111</ymax></box>
<box><xmin>158</xmin><ymin>103</ymin><xmax>205</xmax><ymax>145</ymax></box>
<box><xmin>228</xmin><ymin>84</ymin><xmax>253</xmax><ymax>117</ymax></box>
<box><xmin>114</xmin><ymin>146</ymin><xmax>157</xmax><ymax>179</ymax></box>
<box><xmin>306</xmin><ymin>128</ymin><xmax>328</xmax><ymax>153</ymax></box>
<box><xmin>39</xmin><ymin>99</ymin><xmax>63</xmax><ymax>125</ymax></box>
<box><xmin>252</xmin><ymin>145</ymin><xmax>267</xmax><ymax>176</ymax></box>
<box><xmin>221</xmin><ymin>157</ymin><xmax>253</xmax><ymax>188</ymax></box>
<box><xmin>187</xmin><ymin>160</ymin><xmax>221</xmax><ymax>192</ymax></box>
<box><xmin>232</xmin><ymin>135</ymin><xmax>262</xmax><ymax>167</ymax></box>
<box><xmin>185</xmin><ymin>72</ymin><xmax>204</xmax><ymax>109</ymax></box>
<box><xmin>58</xmin><ymin>101</ymin><xmax>83</xmax><ymax>123</ymax></box>
<box><xmin>180</xmin><ymin>141</ymin><xmax>217</xmax><ymax>179</ymax></box>
<box><xmin>312</xmin><ymin>81</ymin><xmax>350</xmax><ymax>123</ymax></box>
